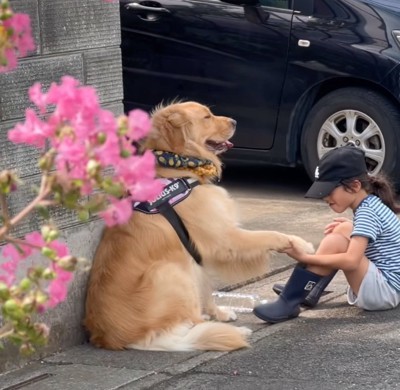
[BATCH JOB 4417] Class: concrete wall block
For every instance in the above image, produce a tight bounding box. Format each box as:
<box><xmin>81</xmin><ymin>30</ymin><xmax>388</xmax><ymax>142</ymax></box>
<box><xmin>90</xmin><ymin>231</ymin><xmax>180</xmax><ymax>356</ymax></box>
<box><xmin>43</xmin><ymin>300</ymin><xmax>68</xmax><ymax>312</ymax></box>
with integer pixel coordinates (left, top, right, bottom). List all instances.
<box><xmin>40</xmin><ymin>0</ymin><xmax>121</xmax><ymax>54</ymax></box>
<box><xmin>43</xmin><ymin>203</ymin><xmax>90</xmax><ymax>232</ymax></box>
<box><xmin>103</xmin><ymin>102</ymin><xmax>125</xmax><ymax>117</ymax></box>
<box><xmin>9</xmin><ymin>0</ymin><xmax>40</xmax><ymax>57</ymax></box>
<box><xmin>84</xmin><ymin>48</ymin><xmax>123</xmax><ymax>104</ymax></box>
<box><xmin>0</xmin><ymin>120</ymin><xmax>42</xmax><ymax>178</ymax></box>
<box><xmin>0</xmin><ymin>220</ymin><xmax>104</xmax><ymax>373</ymax></box>
<box><xmin>0</xmin><ymin>55</ymin><xmax>84</xmax><ymax>121</ymax></box>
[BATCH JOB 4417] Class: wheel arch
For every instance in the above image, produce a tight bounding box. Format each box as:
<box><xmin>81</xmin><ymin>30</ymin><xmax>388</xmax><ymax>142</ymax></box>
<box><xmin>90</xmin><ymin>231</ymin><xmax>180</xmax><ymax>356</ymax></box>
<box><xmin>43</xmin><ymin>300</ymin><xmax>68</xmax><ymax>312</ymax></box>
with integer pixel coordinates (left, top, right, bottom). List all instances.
<box><xmin>288</xmin><ymin>77</ymin><xmax>400</xmax><ymax>164</ymax></box>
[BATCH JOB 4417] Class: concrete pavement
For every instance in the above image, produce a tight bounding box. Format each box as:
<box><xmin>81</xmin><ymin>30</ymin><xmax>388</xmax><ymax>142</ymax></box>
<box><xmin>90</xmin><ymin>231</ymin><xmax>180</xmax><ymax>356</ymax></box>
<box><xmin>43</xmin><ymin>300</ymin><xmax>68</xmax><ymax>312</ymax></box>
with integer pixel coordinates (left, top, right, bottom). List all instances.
<box><xmin>1</xmin><ymin>173</ymin><xmax>400</xmax><ymax>389</ymax></box>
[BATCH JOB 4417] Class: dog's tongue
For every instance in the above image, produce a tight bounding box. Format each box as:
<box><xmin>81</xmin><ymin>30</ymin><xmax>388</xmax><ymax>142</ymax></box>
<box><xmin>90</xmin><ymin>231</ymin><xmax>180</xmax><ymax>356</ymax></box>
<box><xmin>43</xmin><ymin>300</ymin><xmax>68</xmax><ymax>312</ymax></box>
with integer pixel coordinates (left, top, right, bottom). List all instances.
<box><xmin>224</xmin><ymin>141</ymin><xmax>234</xmax><ymax>150</ymax></box>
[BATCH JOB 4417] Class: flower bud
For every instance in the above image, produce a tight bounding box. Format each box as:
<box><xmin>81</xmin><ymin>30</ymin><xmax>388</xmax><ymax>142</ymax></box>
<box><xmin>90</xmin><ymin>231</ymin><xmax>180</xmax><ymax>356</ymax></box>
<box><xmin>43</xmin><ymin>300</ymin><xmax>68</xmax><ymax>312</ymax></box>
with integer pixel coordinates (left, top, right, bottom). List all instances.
<box><xmin>0</xmin><ymin>170</ymin><xmax>19</xmax><ymax>194</ymax></box>
<box><xmin>4</xmin><ymin>299</ymin><xmax>19</xmax><ymax>312</ymax></box>
<box><xmin>0</xmin><ymin>282</ymin><xmax>10</xmax><ymax>300</ymax></box>
<box><xmin>42</xmin><ymin>268</ymin><xmax>56</xmax><ymax>280</ymax></box>
<box><xmin>117</xmin><ymin>115</ymin><xmax>128</xmax><ymax>136</ymax></box>
<box><xmin>19</xmin><ymin>343</ymin><xmax>35</xmax><ymax>357</ymax></box>
<box><xmin>97</xmin><ymin>132</ymin><xmax>107</xmax><ymax>144</ymax></box>
<box><xmin>28</xmin><ymin>266</ymin><xmax>44</xmax><ymax>280</ymax></box>
<box><xmin>34</xmin><ymin>323</ymin><xmax>50</xmax><ymax>338</ymax></box>
<box><xmin>41</xmin><ymin>225</ymin><xmax>59</xmax><ymax>242</ymax></box>
<box><xmin>41</xmin><ymin>246</ymin><xmax>56</xmax><ymax>259</ymax></box>
<box><xmin>19</xmin><ymin>278</ymin><xmax>31</xmax><ymax>292</ymax></box>
<box><xmin>38</xmin><ymin>155</ymin><xmax>53</xmax><ymax>171</ymax></box>
<box><xmin>58</xmin><ymin>255</ymin><xmax>78</xmax><ymax>272</ymax></box>
<box><xmin>22</xmin><ymin>296</ymin><xmax>35</xmax><ymax>312</ymax></box>
<box><xmin>4</xmin><ymin>299</ymin><xmax>24</xmax><ymax>320</ymax></box>
<box><xmin>120</xmin><ymin>149</ymin><xmax>131</xmax><ymax>158</ymax></box>
<box><xmin>86</xmin><ymin>159</ymin><xmax>101</xmax><ymax>177</ymax></box>
<box><xmin>35</xmin><ymin>291</ymin><xmax>48</xmax><ymax>305</ymax></box>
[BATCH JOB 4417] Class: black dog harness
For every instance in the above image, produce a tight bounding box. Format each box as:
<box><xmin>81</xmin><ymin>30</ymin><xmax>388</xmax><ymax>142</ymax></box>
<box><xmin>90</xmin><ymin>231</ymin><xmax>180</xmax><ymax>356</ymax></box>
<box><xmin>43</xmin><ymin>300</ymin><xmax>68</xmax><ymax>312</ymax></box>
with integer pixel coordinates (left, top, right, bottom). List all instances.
<box><xmin>132</xmin><ymin>178</ymin><xmax>202</xmax><ymax>265</ymax></box>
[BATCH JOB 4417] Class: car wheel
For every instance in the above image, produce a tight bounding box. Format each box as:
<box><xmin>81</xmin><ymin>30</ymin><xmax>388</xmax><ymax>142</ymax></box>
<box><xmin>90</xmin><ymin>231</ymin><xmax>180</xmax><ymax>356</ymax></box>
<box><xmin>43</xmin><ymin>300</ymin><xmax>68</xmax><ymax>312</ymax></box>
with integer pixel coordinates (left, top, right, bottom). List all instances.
<box><xmin>301</xmin><ymin>87</ymin><xmax>400</xmax><ymax>186</ymax></box>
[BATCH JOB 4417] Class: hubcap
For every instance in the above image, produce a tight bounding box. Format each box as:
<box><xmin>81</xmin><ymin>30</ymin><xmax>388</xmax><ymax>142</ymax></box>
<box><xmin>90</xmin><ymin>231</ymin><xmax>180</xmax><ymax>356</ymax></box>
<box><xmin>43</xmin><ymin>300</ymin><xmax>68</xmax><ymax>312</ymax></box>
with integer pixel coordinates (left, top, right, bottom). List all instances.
<box><xmin>317</xmin><ymin>109</ymin><xmax>385</xmax><ymax>175</ymax></box>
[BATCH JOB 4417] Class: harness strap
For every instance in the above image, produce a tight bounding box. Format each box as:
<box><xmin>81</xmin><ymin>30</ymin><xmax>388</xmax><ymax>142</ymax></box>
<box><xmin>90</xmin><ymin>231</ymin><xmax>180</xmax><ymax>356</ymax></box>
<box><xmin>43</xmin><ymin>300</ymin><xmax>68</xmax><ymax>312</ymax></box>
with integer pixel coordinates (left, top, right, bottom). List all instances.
<box><xmin>133</xmin><ymin>177</ymin><xmax>202</xmax><ymax>265</ymax></box>
<box><xmin>158</xmin><ymin>202</ymin><xmax>202</xmax><ymax>265</ymax></box>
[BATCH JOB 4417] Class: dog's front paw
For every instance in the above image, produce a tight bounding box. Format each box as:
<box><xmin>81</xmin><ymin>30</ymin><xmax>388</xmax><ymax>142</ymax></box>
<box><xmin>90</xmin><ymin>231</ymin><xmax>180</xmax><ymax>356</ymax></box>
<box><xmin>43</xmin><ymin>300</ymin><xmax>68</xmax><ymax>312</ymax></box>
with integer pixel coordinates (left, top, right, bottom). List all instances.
<box><xmin>289</xmin><ymin>235</ymin><xmax>315</xmax><ymax>254</ymax></box>
<box><xmin>215</xmin><ymin>306</ymin><xmax>237</xmax><ymax>322</ymax></box>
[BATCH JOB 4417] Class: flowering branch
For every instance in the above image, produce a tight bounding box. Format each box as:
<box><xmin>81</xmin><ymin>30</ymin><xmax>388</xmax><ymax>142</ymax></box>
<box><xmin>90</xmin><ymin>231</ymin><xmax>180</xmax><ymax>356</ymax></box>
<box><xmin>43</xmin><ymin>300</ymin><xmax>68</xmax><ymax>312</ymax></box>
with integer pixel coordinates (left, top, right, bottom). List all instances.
<box><xmin>0</xmin><ymin>76</ymin><xmax>162</xmax><ymax>355</ymax></box>
<box><xmin>0</xmin><ymin>0</ymin><xmax>35</xmax><ymax>73</ymax></box>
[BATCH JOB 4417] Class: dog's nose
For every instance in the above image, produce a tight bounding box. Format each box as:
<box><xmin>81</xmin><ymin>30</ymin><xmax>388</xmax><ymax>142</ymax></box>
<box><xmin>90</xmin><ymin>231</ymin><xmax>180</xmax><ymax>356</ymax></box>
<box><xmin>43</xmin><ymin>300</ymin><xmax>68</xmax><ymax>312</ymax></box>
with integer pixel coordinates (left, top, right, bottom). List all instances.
<box><xmin>230</xmin><ymin>119</ymin><xmax>237</xmax><ymax>129</ymax></box>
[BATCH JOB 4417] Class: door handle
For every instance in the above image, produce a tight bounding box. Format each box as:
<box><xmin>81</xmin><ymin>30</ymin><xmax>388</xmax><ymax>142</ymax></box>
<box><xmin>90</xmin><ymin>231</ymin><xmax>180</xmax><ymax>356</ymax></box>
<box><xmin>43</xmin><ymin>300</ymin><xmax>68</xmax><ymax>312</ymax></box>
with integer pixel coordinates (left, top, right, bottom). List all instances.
<box><xmin>125</xmin><ymin>2</ymin><xmax>171</xmax><ymax>14</ymax></box>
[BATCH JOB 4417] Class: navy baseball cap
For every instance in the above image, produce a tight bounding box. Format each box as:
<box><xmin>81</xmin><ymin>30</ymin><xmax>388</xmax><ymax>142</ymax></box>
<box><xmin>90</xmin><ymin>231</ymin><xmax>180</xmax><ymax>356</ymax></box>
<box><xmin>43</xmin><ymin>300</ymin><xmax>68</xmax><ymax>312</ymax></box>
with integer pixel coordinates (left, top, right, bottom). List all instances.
<box><xmin>305</xmin><ymin>145</ymin><xmax>368</xmax><ymax>199</ymax></box>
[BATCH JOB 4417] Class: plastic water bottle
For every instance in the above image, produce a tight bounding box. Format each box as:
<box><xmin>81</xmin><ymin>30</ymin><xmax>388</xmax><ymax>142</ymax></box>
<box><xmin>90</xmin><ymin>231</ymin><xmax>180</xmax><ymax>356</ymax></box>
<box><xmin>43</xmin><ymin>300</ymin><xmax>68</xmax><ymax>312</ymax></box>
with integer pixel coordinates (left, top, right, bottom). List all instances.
<box><xmin>212</xmin><ymin>291</ymin><xmax>268</xmax><ymax>313</ymax></box>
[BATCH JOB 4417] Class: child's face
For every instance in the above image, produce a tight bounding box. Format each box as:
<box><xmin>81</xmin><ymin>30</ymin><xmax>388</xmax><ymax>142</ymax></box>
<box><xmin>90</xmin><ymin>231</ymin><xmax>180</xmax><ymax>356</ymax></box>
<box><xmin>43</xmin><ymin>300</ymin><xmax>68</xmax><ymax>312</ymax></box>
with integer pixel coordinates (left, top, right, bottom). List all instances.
<box><xmin>322</xmin><ymin>182</ymin><xmax>366</xmax><ymax>213</ymax></box>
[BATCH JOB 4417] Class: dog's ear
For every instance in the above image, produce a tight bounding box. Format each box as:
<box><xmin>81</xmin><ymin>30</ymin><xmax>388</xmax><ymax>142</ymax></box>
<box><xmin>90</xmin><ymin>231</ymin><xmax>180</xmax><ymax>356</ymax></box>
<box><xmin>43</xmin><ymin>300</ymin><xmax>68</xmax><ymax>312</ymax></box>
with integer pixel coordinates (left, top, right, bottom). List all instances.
<box><xmin>159</xmin><ymin>109</ymin><xmax>191</xmax><ymax>152</ymax></box>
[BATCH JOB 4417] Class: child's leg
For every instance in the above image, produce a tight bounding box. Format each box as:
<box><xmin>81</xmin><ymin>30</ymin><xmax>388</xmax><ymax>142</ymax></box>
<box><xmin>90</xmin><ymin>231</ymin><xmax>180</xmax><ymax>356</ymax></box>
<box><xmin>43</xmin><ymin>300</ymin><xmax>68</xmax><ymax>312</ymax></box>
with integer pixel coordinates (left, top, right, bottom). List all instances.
<box><xmin>314</xmin><ymin>220</ymin><xmax>369</xmax><ymax>294</ymax></box>
<box><xmin>307</xmin><ymin>221</ymin><xmax>353</xmax><ymax>276</ymax></box>
<box><xmin>347</xmin><ymin>260</ymin><xmax>400</xmax><ymax>310</ymax></box>
<box><xmin>253</xmin><ymin>221</ymin><xmax>355</xmax><ymax>323</ymax></box>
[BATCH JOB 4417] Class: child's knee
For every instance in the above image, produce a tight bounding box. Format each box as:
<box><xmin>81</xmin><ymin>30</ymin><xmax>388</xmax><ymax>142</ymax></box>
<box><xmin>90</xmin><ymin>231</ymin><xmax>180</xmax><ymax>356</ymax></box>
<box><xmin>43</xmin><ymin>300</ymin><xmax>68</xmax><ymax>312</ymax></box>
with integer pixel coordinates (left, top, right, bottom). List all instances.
<box><xmin>332</xmin><ymin>221</ymin><xmax>353</xmax><ymax>238</ymax></box>
<box><xmin>318</xmin><ymin>231</ymin><xmax>350</xmax><ymax>254</ymax></box>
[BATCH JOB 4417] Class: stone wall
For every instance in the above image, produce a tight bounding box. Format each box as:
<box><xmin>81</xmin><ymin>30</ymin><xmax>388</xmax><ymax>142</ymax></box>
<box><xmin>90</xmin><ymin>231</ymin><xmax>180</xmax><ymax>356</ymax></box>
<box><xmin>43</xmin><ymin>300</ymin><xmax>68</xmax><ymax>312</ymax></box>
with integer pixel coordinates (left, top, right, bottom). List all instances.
<box><xmin>0</xmin><ymin>0</ymin><xmax>123</xmax><ymax>372</ymax></box>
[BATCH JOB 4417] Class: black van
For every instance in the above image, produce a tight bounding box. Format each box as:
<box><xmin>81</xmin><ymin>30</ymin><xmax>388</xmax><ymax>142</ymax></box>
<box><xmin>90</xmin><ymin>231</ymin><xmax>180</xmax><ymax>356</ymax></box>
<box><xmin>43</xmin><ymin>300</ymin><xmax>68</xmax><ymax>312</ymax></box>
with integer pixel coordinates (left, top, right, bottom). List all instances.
<box><xmin>120</xmin><ymin>0</ymin><xmax>400</xmax><ymax>184</ymax></box>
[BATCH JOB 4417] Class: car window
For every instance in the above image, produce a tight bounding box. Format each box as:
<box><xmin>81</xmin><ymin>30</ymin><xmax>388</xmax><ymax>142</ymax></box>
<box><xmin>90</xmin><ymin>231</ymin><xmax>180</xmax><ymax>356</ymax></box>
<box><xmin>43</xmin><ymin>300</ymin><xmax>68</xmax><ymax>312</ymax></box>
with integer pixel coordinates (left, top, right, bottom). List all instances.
<box><xmin>259</xmin><ymin>0</ymin><xmax>292</xmax><ymax>9</ymax></box>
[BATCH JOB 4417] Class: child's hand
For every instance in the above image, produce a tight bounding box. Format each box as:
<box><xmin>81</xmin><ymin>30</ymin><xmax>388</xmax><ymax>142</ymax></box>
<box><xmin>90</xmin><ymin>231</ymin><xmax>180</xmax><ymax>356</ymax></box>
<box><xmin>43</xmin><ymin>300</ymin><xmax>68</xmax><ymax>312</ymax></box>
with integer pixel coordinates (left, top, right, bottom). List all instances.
<box><xmin>324</xmin><ymin>217</ymin><xmax>352</xmax><ymax>235</ymax></box>
<box><xmin>281</xmin><ymin>236</ymin><xmax>314</xmax><ymax>261</ymax></box>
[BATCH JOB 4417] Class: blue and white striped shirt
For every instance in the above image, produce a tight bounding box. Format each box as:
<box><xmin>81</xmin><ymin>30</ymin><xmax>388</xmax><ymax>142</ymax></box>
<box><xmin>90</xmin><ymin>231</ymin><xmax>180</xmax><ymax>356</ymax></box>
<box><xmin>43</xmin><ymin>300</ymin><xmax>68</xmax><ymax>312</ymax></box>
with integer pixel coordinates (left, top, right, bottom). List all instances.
<box><xmin>352</xmin><ymin>195</ymin><xmax>400</xmax><ymax>291</ymax></box>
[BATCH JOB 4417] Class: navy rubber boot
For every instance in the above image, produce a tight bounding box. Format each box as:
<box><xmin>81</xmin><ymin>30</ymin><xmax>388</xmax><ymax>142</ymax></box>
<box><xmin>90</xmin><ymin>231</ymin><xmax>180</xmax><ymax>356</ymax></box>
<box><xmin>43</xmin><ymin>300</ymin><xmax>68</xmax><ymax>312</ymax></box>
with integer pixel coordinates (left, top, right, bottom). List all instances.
<box><xmin>253</xmin><ymin>267</ymin><xmax>322</xmax><ymax>323</ymax></box>
<box><xmin>272</xmin><ymin>270</ymin><xmax>338</xmax><ymax>308</ymax></box>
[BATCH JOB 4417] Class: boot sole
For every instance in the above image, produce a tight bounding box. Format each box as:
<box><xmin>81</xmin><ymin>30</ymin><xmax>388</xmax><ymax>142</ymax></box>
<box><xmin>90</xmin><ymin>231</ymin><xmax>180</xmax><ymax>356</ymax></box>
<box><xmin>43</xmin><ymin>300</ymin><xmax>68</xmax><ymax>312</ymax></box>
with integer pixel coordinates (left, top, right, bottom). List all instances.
<box><xmin>252</xmin><ymin>308</ymin><xmax>300</xmax><ymax>324</ymax></box>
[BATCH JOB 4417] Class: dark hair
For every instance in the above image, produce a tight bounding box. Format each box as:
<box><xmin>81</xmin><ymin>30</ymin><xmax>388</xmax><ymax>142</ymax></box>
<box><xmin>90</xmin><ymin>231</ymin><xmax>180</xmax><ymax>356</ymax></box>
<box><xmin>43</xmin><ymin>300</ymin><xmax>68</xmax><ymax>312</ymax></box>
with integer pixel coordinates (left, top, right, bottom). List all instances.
<box><xmin>341</xmin><ymin>173</ymin><xmax>400</xmax><ymax>213</ymax></box>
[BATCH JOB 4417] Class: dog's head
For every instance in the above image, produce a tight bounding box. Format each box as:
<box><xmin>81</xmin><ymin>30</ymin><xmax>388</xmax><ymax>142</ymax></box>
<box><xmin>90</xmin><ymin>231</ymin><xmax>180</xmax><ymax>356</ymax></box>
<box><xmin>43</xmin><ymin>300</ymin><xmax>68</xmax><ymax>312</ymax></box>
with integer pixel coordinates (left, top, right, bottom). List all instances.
<box><xmin>143</xmin><ymin>101</ymin><xmax>236</xmax><ymax>180</ymax></box>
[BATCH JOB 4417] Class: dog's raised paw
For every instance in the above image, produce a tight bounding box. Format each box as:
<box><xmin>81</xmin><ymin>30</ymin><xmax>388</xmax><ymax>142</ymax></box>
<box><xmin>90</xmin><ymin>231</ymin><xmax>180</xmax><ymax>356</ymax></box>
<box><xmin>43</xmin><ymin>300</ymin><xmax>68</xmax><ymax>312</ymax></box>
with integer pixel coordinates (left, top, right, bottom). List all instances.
<box><xmin>289</xmin><ymin>235</ymin><xmax>315</xmax><ymax>254</ymax></box>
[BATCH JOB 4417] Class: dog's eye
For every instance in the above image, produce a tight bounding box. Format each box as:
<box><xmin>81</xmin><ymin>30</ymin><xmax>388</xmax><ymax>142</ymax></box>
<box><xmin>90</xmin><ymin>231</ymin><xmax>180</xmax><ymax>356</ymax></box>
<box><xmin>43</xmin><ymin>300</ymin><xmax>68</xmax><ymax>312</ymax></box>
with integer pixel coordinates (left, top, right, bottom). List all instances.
<box><xmin>204</xmin><ymin>115</ymin><xmax>211</xmax><ymax>119</ymax></box>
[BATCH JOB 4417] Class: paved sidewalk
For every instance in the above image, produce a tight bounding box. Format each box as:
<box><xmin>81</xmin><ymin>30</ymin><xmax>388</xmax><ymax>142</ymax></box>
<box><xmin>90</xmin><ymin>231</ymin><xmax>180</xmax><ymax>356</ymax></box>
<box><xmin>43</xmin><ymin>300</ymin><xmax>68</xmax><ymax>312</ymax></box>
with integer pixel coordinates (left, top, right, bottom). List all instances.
<box><xmin>1</xmin><ymin>178</ymin><xmax>400</xmax><ymax>389</ymax></box>
<box><xmin>2</xmin><ymin>268</ymin><xmax>399</xmax><ymax>390</ymax></box>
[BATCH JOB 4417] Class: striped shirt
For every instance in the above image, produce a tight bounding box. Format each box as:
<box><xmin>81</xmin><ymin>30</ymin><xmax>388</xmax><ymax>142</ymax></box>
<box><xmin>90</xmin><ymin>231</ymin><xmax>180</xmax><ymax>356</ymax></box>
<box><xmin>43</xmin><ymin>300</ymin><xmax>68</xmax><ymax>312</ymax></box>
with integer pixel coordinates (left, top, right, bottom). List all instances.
<box><xmin>351</xmin><ymin>194</ymin><xmax>400</xmax><ymax>291</ymax></box>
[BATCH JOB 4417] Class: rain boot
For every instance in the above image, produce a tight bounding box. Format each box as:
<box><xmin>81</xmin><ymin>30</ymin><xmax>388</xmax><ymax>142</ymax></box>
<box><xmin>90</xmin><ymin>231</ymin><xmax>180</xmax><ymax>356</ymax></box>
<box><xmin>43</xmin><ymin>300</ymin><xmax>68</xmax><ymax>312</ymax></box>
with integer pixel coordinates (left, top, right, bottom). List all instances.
<box><xmin>272</xmin><ymin>270</ymin><xmax>338</xmax><ymax>307</ymax></box>
<box><xmin>253</xmin><ymin>266</ymin><xmax>322</xmax><ymax>323</ymax></box>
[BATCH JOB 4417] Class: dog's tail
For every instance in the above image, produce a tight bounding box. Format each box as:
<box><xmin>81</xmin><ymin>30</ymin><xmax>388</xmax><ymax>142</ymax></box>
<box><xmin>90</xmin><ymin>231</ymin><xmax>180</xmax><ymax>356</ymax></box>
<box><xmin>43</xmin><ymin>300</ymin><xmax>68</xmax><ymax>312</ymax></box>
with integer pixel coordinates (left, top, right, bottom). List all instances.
<box><xmin>126</xmin><ymin>322</ymin><xmax>251</xmax><ymax>352</ymax></box>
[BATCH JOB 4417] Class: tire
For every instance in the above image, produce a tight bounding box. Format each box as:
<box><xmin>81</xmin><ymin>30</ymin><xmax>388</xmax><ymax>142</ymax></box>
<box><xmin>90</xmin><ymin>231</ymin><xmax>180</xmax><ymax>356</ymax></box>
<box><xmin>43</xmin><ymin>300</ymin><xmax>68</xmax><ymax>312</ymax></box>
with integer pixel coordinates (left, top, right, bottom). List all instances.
<box><xmin>300</xmin><ymin>88</ymin><xmax>400</xmax><ymax>187</ymax></box>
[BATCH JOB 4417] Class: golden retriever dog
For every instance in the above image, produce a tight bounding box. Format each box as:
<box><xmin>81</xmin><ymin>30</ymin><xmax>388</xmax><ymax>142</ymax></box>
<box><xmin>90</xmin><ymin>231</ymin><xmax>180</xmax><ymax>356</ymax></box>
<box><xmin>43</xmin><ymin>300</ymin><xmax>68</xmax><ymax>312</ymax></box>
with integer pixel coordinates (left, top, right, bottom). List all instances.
<box><xmin>84</xmin><ymin>101</ymin><xmax>314</xmax><ymax>352</ymax></box>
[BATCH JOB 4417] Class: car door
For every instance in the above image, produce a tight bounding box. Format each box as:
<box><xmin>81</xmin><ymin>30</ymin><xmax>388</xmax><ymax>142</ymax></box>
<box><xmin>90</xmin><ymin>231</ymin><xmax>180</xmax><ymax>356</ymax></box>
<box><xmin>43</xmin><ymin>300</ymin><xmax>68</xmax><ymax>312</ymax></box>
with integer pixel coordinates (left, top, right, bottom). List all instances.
<box><xmin>120</xmin><ymin>0</ymin><xmax>294</xmax><ymax>149</ymax></box>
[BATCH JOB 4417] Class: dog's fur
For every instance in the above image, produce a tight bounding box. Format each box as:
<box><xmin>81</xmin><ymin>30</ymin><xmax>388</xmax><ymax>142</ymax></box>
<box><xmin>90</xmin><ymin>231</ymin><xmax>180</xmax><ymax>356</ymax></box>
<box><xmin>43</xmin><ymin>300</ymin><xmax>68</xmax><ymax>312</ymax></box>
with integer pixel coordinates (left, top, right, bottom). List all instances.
<box><xmin>84</xmin><ymin>101</ymin><xmax>314</xmax><ymax>352</ymax></box>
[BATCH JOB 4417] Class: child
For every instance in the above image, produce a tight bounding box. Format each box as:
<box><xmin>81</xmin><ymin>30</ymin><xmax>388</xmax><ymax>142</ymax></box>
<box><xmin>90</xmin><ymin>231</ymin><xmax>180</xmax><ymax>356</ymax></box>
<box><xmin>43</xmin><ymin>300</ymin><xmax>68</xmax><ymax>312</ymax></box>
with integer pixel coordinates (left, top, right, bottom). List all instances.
<box><xmin>253</xmin><ymin>144</ymin><xmax>400</xmax><ymax>323</ymax></box>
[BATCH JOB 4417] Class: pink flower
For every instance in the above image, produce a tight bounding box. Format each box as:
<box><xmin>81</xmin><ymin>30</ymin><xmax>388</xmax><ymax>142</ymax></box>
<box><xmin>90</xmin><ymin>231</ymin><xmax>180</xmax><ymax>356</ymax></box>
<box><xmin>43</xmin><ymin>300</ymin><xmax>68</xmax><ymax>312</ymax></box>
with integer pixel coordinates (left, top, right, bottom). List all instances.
<box><xmin>6</xmin><ymin>14</ymin><xmax>35</xmax><ymax>57</ymax></box>
<box><xmin>29</xmin><ymin>82</ymin><xmax>48</xmax><ymax>114</ymax></box>
<box><xmin>49</xmin><ymin>240</ymin><xmax>69</xmax><ymax>258</ymax></box>
<box><xmin>8</xmin><ymin>108</ymin><xmax>54</xmax><ymax>148</ymax></box>
<box><xmin>0</xmin><ymin>245</ymin><xmax>23</xmax><ymax>286</ymax></box>
<box><xmin>99</xmin><ymin>198</ymin><xmax>133</xmax><ymax>227</ymax></box>
<box><xmin>117</xmin><ymin>151</ymin><xmax>163</xmax><ymax>201</ymax></box>
<box><xmin>1</xmin><ymin>48</ymin><xmax>17</xmax><ymax>73</ymax></box>
<box><xmin>0</xmin><ymin>13</ymin><xmax>35</xmax><ymax>73</ymax></box>
<box><xmin>2</xmin><ymin>243</ymin><xmax>30</xmax><ymax>261</ymax></box>
<box><xmin>127</xmin><ymin>109</ymin><xmax>152</xmax><ymax>141</ymax></box>
<box><xmin>0</xmin><ymin>242</ymin><xmax>34</xmax><ymax>286</ymax></box>
<box><xmin>46</xmin><ymin>265</ymin><xmax>73</xmax><ymax>308</ymax></box>
<box><xmin>25</xmin><ymin>231</ymin><xmax>45</xmax><ymax>247</ymax></box>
